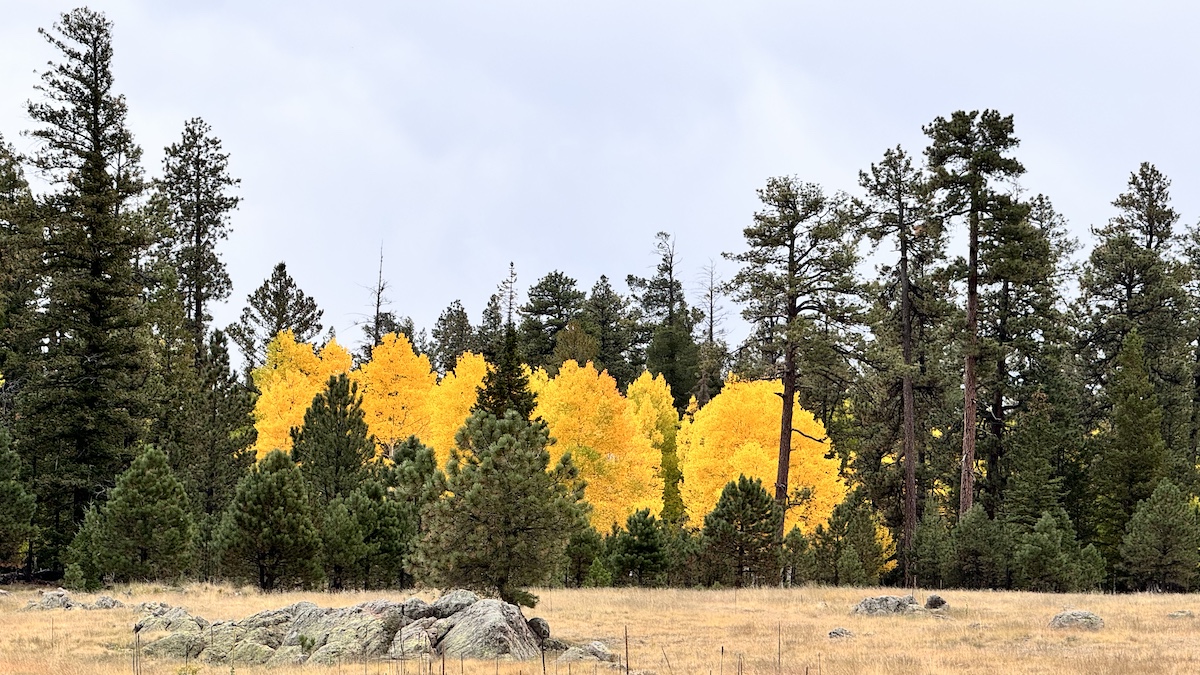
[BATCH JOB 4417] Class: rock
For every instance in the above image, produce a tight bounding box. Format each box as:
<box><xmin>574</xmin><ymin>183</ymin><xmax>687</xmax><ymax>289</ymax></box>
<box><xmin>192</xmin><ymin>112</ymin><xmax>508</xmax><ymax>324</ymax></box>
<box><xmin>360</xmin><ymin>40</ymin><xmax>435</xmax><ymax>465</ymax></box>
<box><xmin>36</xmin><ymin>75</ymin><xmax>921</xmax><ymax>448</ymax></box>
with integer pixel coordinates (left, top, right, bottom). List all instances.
<box><xmin>388</xmin><ymin>617</ymin><xmax>438</xmax><ymax>659</ymax></box>
<box><xmin>23</xmin><ymin>588</ymin><xmax>76</xmax><ymax>611</ymax></box>
<box><xmin>1049</xmin><ymin>610</ymin><xmax>1104</xmax><ymax>630</ymax></box>
<box><xmin>288</xmin><ymin>600</ymin><xmax>408</xmax><ymax>664</ymax></box>
<box><xmin>527</xmin><ymin>617</ymin><xmax>551</xmax><ymax>640</ymax></box>
<box><xmin>136</xmin><ymin>605</ymin><xmax>208</xmax><ymax>634</ymax></box>
<box><xmin>266</xmin><ymin>645</ymin><xmax>307</xmax><ymax>666</ymax></box>
<box><xmin>852</xmin><ymin>595</ymin><xmax>923</xmax><ymax>616</ymax></box>
<box><xmin>431</xmin><ymin>589</ymin><xmax>480</xmax><ymax>619</ymax></box>
<box><xmin>542</xmin><ymin>637</ymin><xmax>571</xmax><ymax>652</ymax></box>
<box><xmin>924</xmin><ymin>594</ymin><xmax>947</xmax><ymax>610</ymax></box>
<box><xmin>401</xmin><ymin>597</ymin><xmax>435</xmax><ymax>620</ymax></box>
<box><xmin>438</xmin><ymin>599</ymin><xmax>541</xmax><ymax>660</ymax></box>
<box><xmin>88</xmin><ymin>595</ymin><xmax>125</xmax><ymax>610</ymax></box>
<box><xmin>229</xmin><ymin>641</ymin><xmax>275</xmax><ymax>665</ymax></box>
<box><xmin>142</xmin><ymin>632</ymin><xmax>206</xmax><ymax>660</ymax></box>
<box><xmin>1168</xmin><ymin>610</ymin><xmax>1194</xmax><ymax>619</ymax></box>
<box><xmin>0</xmin><ymin>589</ymin><xmax>9</xmax><ymax>596</ymax></box>
<box><xmin>828</xmin><ymin>627</ymin><xmax>854</xmax><ymax>639</ymax></box>
<box><xmin>558</xmin><ymin>641</ymin><xmax>618</xmax><ymax>663</ymax></box>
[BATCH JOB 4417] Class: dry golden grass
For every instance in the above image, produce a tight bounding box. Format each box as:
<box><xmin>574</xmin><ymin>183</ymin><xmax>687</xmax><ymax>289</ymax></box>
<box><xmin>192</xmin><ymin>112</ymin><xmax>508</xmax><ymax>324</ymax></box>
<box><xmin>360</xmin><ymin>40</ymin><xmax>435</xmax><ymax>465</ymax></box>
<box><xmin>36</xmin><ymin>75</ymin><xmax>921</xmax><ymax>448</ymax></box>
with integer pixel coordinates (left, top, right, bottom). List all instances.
<box><xmin>2</xmin><ymin>584</ymin><xmax>1199</xmax><ymax>674</ymax></box>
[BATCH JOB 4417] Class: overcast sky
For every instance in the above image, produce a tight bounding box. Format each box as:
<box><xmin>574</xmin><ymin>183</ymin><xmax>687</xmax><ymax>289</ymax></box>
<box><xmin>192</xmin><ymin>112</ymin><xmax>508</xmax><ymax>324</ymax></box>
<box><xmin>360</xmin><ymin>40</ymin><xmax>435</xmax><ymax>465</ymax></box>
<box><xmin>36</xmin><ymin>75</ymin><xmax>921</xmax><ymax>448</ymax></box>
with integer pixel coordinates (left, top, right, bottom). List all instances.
<box><xmin>3</xmin><ymin>1</ymin><xmax>1199</xmax><ymax>357</ymax></box>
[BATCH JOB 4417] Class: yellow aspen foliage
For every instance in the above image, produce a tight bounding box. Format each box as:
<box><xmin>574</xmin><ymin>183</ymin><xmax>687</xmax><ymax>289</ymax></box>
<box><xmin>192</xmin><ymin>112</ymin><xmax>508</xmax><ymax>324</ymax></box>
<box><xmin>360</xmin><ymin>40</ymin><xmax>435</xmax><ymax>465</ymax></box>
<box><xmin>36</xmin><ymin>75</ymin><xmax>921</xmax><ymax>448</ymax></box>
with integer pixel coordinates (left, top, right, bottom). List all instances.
<box><xmin>676</xmin><ymin>378</ymin><xmax>845</xmax><ymax>533</ymax></box>
<box><xmin>626</xmin><ymin>372</ymin><xmax>678</xmax><ymax>453</ymax></box>
<box><xmin>352</xmin><ymin>332</ymin><xmax>436</xmax><ymax>457</ymax></box>
<box><xmin>424</xmin><ymin>351</ymin><xmax>489</xmax><ymax>467</ymax></box>
<box><xmin>531</xmin><ymin>360</ymin><xmax>663</xmax><ymax>530</ymax></box>
<box><xmin>251</xmin><ymin>330</ymin><xmax>352</xmax><ymax>459</ymax></box>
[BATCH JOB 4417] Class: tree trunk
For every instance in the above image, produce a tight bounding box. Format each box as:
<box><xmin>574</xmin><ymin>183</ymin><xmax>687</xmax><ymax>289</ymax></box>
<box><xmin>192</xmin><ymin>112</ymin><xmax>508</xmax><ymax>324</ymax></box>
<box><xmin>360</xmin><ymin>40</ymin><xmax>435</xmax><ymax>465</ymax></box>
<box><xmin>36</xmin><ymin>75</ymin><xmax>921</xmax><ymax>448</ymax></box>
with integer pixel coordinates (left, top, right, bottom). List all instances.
<box><xmin>899</xmin><ymin>220</ymin><xmax>917</xmax><ymax>585</ymax></box>
<box><xmin>777</xmin><ymin>340</ymin><xmax>796</xmax><ymax>539</ymax></box>
<box><xmin>960</xmin><ymin>204</ymin><xmax>980</xmax><ymax>519</ymax></box>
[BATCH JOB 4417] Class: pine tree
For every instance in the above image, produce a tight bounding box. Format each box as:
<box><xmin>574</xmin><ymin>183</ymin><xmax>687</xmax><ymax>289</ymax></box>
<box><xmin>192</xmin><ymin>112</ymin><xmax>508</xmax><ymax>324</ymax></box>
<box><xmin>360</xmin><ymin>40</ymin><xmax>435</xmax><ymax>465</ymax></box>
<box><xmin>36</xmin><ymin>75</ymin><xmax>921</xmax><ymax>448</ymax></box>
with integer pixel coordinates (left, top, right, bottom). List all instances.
<box><xmin>692</xmin><ymin>261</ymin><xmax>729</xmax><ymax>407</ymax></box>
<box><xmin>417</xmin><ymin>409</ymin><xmax>586</xmax><ymax>606</ymax></box>
<box><xmin>1093</xmin><ymin>330</ymin><xmax>1167</xmax><ymax>562</ymax></box>
<box><xmin>1012</xmin><ymin>509</ymin><xmax>1104</xmax><ymax>592</ymax></box>
<box><xmin>1000</xmin><ymin>392</ymin><xmax>1065</xmax><ymax>531</ymax></box>
<box><xmin>519</xmin><ymin>271</ymin><xmax>585</xmax><ymax>372</ymax></box>
<box><xmin>911</xmin><ymin>500</ymin><xmax>954</xmax><ymax>588</ymax></box>
<box><xmin>781</xmin><ymin>526</ymin><xmax>817</xmax><ymax>585</ymax></box>
<box><xmin>811</xmin><ymin>490</ymin><xmax>890</xmax><ymax>586</ymax></box>
<box><xmin>1119</xmin><ymin>480</ymin><xmax>1200</xmax><ymax>592</ymax></box>
<box><xmin>431</xmin><ymin>299</ymin><xmax>475</xmax><ymax>374</ymax></box>
<box><xmin>228</xmin><ymin>262</ymin><xmax>324</xmax><ymax>371</ymax></box>
<box><xmin>0</xmin><ymin>135</ymin><xmax>42</xmax><ymax>422</ymax></box>
<box><xmin>609</xmin><ymin>509</ymin><xmax>668</xmax><ymax>585</ymax></box>
<box><xmin>356</xmin><ymin>251</ymin><xmax>401</xmax><ymax>363</ymax></box>
<box><xmin>82</xmin><ymin>446</ymin><xmax>195</xmax><ymax>582</ymax></box>
<box><xmin>18</xmin><ymin>7</ymin><xmax>152</xmax><ymax>566</ymax></box>
<box><xmin>475</xmin><ymin>324</ymin><xmax>537</xmax><ymax>421</ymax></box>
<box><xmin>583</xmin><ymin>276</ymin><xmax>639</xmax><ymax>388</ymax></box>
<box><xmin>475</xmin><ymin>294</ymin><xmax>504</xmax><ymax>360</ymax></box>
<box><xmin>291</xmin><ymin>373</ymin><xmax>376</xmax><ymax>506</ymax></box>
<box><xmin>158</xmin><ymin>117</ymin><xmax>240</xmax><ymax>355</ymax></box>
<box><xmin>562</xmin><ymin>527</ymin><xmax>604</xmax><ymax>587</ymax></box>
<box><xmin>551</xmin><ymin>320</ymin><xmax>599</xmax><ymax>368</ymax></box>
<box><xmin>320</xmin><ymin>497</ymin><xmax>367</xmax><ymax>590</ymax></box>
<box><xmin>724</xmin><ymin>179</ymin><xmax>859</xmax><ymax>528</ymax></box>
<box><xmin>0</xmin><ymin>425</ymin><xmax>34</xmax><ymax>565</ymax></box>
<box><xmin>701</xmin><ymin>476</ymin><xmax>782</xmax><ymax>587</ymax></box>
<box><xmin>950</xmin><ymin>505</ymin><xmax>1009</xmax><ymax>589</ymax></box>
<box><xmin>923</xmin><ymin>109</ymin><xmax>1026</xmax><ymax>518</ymax></box>
<box><xmin>629</xmin><ymin>232</ymin><xmax>700</xmax><ymax>410</ymax></box>
<box><xmin>216</xmin><ymin>449</ymin><xmax>323</xmax><ymax>591</ymax></box>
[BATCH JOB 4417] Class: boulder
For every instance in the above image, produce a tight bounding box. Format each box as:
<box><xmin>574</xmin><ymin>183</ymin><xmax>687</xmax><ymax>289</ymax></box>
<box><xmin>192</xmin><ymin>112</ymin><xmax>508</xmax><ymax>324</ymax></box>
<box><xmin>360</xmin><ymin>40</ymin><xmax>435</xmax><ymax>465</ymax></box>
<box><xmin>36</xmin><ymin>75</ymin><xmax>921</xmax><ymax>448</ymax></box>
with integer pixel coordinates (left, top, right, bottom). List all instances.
<box><xmin>266</xmin><ymin>645</ymin><xmax>307</xmax><ymax>666</ymax></box>
<box><xmin>401</xmin><ymin>597</ymin><xmax>435</xmax><ymax>620</ymax></box>
<box><xmin>542</xmin><ymin>637</ymin><xmax>571</xmax><ymax>652</ymax></box>
<box><xmin>924</xmin><ymin>594</ymin><xmax>947</xmax><ymax>610</ymax></box>
<box><xmin>23</xmin><ymin>588</ymin><xmax>76</xmax><ymax>611</ymax></box>
<box><xmin>142</xmin><ymin>632</ymin><xmax>206</xmax><ymax>660</ymax></box>
<box><xmin>88</xmin><ymin>595</ymin><xmax>125</xmax><ymax>610</ymax></box>
<box><xmin>558</xmin><ymin>641</ymin><xmax>618</xmax><ymax>663</ymax></box>
<box><xmin>527</xmin><ymin>617</ymin><xmax>551</xmax><ymax>640</ymax></box>
<box><xmin>431</xmin><ymin>589</ymin><xmax>480</xmax><ymax>619</ymax></box>
<box><xmin>229</xmin><ymin>641</ymin><xmax>275</xmax><ymax>665</ymax></box>
<box><xmin>286</xmin><ymin>600</ymin><xmax>408</xmax><ymax>664</ymax></box>
<box><xmin>388</xmin><ymin>617</ymin><xmax>438</xmax><ymax>659</ymax></box>
<box><xmin>852</xmin><ymin>595</ymin><xmax>922</xmax><ymax>615</ymax></box>
<box><xmin>1049</xmin><ymin>610</ymin><xmax>1103</xmax><ymax>630</ymax></box>
<box><xmin>1168</xmin><ymin>610</ymin><xmax>1194</xmax><ymax>619</ymax></box>
<box><xmin>136</xmin><ymin>605</ymin><xmax>208</xmax><ymax>634</ymax></box>
<box><xmin>437</xmin><ymin>599</ymin><xmax>541</xmax><ymax>660</ymax></box>
<box><xmin>828</xmin><ymin>627</ymin><xmax>854</xmax><ymax>639</ymax></box>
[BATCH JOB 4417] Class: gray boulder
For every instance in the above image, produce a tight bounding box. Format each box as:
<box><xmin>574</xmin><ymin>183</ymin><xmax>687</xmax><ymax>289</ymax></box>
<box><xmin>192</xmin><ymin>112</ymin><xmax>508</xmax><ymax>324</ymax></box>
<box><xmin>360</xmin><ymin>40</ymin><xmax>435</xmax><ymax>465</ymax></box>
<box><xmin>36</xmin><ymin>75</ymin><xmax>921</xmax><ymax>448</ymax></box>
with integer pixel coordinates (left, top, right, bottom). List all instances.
<box><xmin>1168</xmin><ymin>610</ymin><xmax>1194</xmax><ymax>619</ymax></box>
<box><xmin>401</xmin><ymin>597</ymin><xmax>436</xmax><ymax>620</ymax></box>
<box><xmin>1049</xmin><ymin>610</ymin><xmax>1103</xmax><ymax>630</ymax></box>
<box><xmin>924</xmin><ymin>594</ymin><xmax>947</xmax><ymax>610</ymax></box>
<box><xmin>431</xmin><ymin>589</ymin><xmax>480</xmax><ymax>619</ymax></box>
<box><xmin>289</xmin><ymin>600</ymin><xmax>408</xmax><ymax>664</ymax></box>
<box><xmin>542</xmin><ymin>637</ymin><xmax>571</xmax><ymax>652</ymax></box>
<box><xmin>852</xmin><ymin>595</ymin><xmax>922</xmax><ymax>615</ymax></box>
<box><xmin>136</xmin><ymin>605</ymin><xmax>209</xmax><ymax>634</ymax></box>
<box><xmin>23</xmin><ymin>588</ymin><xmax>76</xmax><ymax>611</ymax></box>
<box><xmin>142</xmin><ymin>632</ymin><xmax>206</xmax><ymax>660</ymax></box>
<box><xmin>388</xmin><ymin>617</ymin><xmax>438</xmax><ymax>659</ymax></box>
<box><xmin>88</xmin><ymin>595</ymin><xmax>125</xmax><ymax>610</ymax></box>
<box><xmin>229</xmin><ymin>641</ymin><xmax>275</xmax><ymax>665</ymax></box>
<box><xmin>266</xmin><ymin>645</ymin><xmax>307</xmax><ymax>666</ymax></box>
<box><xmin>828</xmin><ymin>627</ymin><xmax>854</xmax><ymax>639</ymax></box>
<box><xmin>527</xmin><ymin>617</ymin><xmax>551</xmax><ymax>640</ymax></box>
<box><xmin>558</xmin><ymin>641</ymin><xmax>618</xmax><ymax>663</ymax></box>
<box><xmin>438</xmin><ymin>599</ymin><xmax>541</xmax><ymax>660</ymax></box>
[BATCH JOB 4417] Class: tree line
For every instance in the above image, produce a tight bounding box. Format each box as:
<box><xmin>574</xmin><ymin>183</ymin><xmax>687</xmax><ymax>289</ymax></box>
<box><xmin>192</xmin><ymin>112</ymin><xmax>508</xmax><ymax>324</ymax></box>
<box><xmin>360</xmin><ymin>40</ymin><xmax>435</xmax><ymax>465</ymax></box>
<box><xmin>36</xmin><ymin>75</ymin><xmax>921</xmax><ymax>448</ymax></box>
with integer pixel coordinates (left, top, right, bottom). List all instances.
<box><xmin>2</xmin><ymin>7</ymin><xmax>1200</xmax><ymax>598</ymax></box>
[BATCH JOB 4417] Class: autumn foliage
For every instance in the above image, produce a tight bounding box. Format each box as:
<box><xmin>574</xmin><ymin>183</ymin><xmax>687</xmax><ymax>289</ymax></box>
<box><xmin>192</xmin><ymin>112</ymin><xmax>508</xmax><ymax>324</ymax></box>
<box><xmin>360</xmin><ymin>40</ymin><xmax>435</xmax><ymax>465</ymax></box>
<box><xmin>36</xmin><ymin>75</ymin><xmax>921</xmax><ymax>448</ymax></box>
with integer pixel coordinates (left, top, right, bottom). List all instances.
<box><xmin>677</xmin><ymin>378</ymin><xmax>845</xmax><ymax>533</ymax></box>
<box><xmin>251</xmin><ymin>330</ymin><xmax>351</xmax><ymax>459</ymax></box>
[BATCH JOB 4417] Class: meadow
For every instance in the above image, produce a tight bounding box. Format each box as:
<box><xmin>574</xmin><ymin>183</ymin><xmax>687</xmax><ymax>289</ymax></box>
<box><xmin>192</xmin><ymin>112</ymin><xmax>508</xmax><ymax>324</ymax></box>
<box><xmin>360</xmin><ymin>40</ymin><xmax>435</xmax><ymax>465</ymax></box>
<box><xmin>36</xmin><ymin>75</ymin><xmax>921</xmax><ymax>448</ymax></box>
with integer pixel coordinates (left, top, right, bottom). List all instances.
<box><xmin>1</xmin><ymin>585</ymin><xmax>1198</xmax><ymax>674</ymax></box>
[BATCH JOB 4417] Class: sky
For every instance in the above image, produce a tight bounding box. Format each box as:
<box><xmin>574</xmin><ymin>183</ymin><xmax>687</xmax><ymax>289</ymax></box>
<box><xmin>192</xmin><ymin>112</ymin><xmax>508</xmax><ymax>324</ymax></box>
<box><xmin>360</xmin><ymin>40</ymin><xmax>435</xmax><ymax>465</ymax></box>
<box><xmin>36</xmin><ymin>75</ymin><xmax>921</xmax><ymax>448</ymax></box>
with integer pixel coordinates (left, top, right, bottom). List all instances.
<box><xmin>3</xmin><ymin>1</ymin><xmax>1199</xmax><ymax>360</ymax></box>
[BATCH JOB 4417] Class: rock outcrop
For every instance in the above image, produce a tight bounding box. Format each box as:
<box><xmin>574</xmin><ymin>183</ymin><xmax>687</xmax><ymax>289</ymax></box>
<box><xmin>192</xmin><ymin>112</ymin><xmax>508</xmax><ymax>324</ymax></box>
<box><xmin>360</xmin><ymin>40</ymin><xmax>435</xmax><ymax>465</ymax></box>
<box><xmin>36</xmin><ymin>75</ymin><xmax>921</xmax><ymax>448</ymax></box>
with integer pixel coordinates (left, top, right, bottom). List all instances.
<box><xmin>851</xmin><ymin>595</ymin><xmax>924</xmax><ymax>615</ymax></box>
<box><xmin>137</xmin><ymin>590</ymin><xmax>559</xmax><ymax>665</ymax></box>
<box><xmin>22</xmin><ymin>589</ymin><xmax>126</xmax><ymax>611</ymax></box>
<box><xmin>558</xmin><ymin>641</ymin><xmax>618</xmax><ymax>663</ymax></box>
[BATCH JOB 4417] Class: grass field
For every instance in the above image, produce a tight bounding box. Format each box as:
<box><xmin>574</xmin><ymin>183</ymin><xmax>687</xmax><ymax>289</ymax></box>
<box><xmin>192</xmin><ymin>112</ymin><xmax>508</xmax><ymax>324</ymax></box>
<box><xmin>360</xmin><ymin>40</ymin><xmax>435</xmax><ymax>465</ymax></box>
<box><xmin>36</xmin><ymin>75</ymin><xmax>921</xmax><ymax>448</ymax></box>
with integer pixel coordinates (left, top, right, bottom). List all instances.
<box><xmin>1</xmin><ymin>584</ymin><xmax>1198</xmax><ymax>674</ymax></box>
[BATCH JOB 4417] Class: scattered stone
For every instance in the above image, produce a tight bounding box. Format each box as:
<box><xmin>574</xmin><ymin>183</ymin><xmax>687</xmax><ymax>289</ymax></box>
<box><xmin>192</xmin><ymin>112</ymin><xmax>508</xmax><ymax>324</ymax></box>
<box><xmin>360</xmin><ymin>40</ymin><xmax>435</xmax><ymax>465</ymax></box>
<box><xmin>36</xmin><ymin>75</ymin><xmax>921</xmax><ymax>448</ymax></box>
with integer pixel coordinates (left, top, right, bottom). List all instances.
<box><xmin>438</xmin><ymin>599</ymin><xmax>541</xmax><ymax>660</ymax></box>
<box><xmin>828</xmin><ymin>627</ymin><xmax>854</xmax><ymax>639</ymax></box>
<box><xmin>558</xmin><ymin>641</ymin><xmax>618</xmax><ymax>663</ymax></box>
<box><xmin>527</xmin><ymin>617</ymin><xmax>551</xmax><ymax>640</ymax></box>
<box><xmin>430</xmin><ymin>589</ymin><xmax>480</xmax><ymax>619</ymax></box>
<box><xmin>22</xmin><ymin>588</ymin><xmax>76</xmax><ymax>611</ymax></box>
<box><xmin>852</xmin><ymin>595</ymin><xmax>923</xmax><ymax>616</ymax></box>
<box><xmin>1049</xmin><ymin>610</ymin><xmax>1104</xmax><ymax>630</ymax></box>
<box><xmin>542</xmin><ymin>637</ymin><xmax>571</xmax><ymax>652</ymax></box>
<box><xmin>0</xmin><ymin>589</ymin><xmax>10</xmax><ymax>596</ymax></box>
<box><xmin>924</xmin><ymin>594</ymin><xmax>947</xmax><ymax>610</ymax></box>
<box><xmin>88</xmin><ymin>595</ymin><xmax>125</xmax><ymax>610</ymax></box>
<box><xmin>1168</xmin><ymin>610</ymin><xmax>1194</xmax><ymax>619</ymax></box>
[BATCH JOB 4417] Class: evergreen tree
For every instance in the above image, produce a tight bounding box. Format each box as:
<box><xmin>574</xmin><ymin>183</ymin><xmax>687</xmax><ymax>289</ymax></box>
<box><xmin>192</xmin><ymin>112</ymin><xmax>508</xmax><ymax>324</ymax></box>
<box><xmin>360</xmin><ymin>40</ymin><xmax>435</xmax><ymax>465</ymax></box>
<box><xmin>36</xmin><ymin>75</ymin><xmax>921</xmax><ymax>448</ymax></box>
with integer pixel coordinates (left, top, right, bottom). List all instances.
<box><xmin>228</xmin><ymin>262</ymin><xmax>324</xmax><ymax>371</ymax></box>
<box><xmin>417</xmin><ymin>409</ymin><xmax>586</xmax><ymax>606</ymax></box>
<box><xmin>475</xmin><ymin>294</ymin><xmax>504</xmax><ymax>359</ymax></box>
<box><xmin>78</xmin><ymin>446</ymin><xmax>195</xmax><ymax>583</ymax></box>
<box><xmin>1012</xmin><ymin>509</ymin><xmax>1104</xmax><ymax>592</ymax></box>
<box><xmin>320</xmin><ymin>497</ymin><xmax>367</xmax><ymax>590</ymax></box>
<box><xmin>475</xmin><ymin>324</ymin><xmax>537</xmax><ymax>421</ymax></box>
<box><xmin>781</xmin><ymin>526</ymin><xmax>817</xmax><ymax>585</ymax></box>
<box><xmin>0</xmin><ymin>425</ymin><xmax>34</xmax><ymax>565</ymax></box>
<box><xmin>911</xmin><ymin>500</ymin><xmax>954</xmax><ymax>588</ymax></box>
<box><xmin>811</xmin><ymin>490</ymin><xmax>890</xmax><ymax>586</ymax></box>
<box><xmin>1000</xmin><ymin>392</ymin><xmax>1066</xmax><ymax>531</ymax></box>
<box><xmin>582</xmin><ymin>276</ymin><xmax>639</xmax><ymax>388</ymax></box>
<box><xmin>0</xmin><ymin>135</ymin><xmax>42</xmax><ymax>423</ymax></box>
<box><xmin>18</xmin><ymin>7</ymin><xmax>152</xmax><ymax>566</ymax></box>
<box><xmin>551</xmin><ymin>319</ymin><xmax>599</xmax><ymax>368</ymax></box>
<box><xmin>562</xmin><ymin>527</ymin><xmax>604</xmax><ymax>587</ymax></box>
<box><xmin>629</xmin><ymin>232</ymin><xmax>700</xmax><ymax>410</ymax></box>
<box><xmin>1093</xmin><ymin>330</ymin><xmax>1167</xmax><ymax>562</ymax></box>
<box><xmin>609</xmin><ymin>509</ymin><xmax>669</xmax><ymax>585</ymax></box>
<box><xmin>701</xmin><ymin>476</ymin><xmax>782</xmax><ymax>587</ymax></box>
<box><xmin>291</xmin><ymin>373</ymin><xmax>376</xmax><ymax>506</ymax></box>
<box><xmin>692</xmin><ymin>261</ymin><xmax>729</xmax><ymax>407</ymax></box>
<box><xmin>725</xmin><ymin>179</ymin><xmax>859</xmax><ymax>527</ymax></box>
<box><xmin>356</xmin><ymin>251</ymin><xmax>401</xmax><ymax>363</ymax></box>
<box><xmin>158</xmin><ymin>117</ymin><xmax>240</xmax><ymax>354</ymax></box>
<box><xmin>349</xmin><ymin>479</ymin><xmax>417</xmax><ymax>588</ymax></box>
<box><xmin>923</xmin><ymin>109</ymin><xmax>1026</xmax><ymax>518</ymax></box>
<box><xmin>1080</xmin><ymin>164</ymin><xmax>1192</xmax><ymax>483</ymax></box>
<box><xmin>216</xmin><ymin>449</ymin><xmax>323</xmax><ymax>591</ymax></box>
<box><xmin>431</xmin><ymin>299</ymin><xmax>475</xmax><ymax>374</ymax></box>
<box><xmin>1119</xmin><ymin>480</ymin><xmax>1200</xmax><ymax>592</ymax></box>
<box><xmin>519</xmin><ymin>271</ymin><xmax>585</xmax><ymax>372</ymax></box>
<box><xmin>950</xmin><ymin>505</ymin><xmax>1009</xmax><ymax>589</ymax></box>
